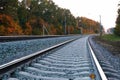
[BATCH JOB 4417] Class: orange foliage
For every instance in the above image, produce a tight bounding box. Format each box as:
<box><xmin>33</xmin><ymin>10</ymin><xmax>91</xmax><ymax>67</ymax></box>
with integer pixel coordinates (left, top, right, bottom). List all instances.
<box><xmin>68</xmin><ymin>26</ymin><xmax>75</xmax><ymax>34</ymax></box>
<box><xmin>24</xmin><ymin>17</ymin><xmax>47</xmax><ymax>35</ymax></box>
<box><xmin>80</xmin><ymin>17</ymin><xmax>99</xmax><ymax>34</ymax></box>
<box><xmin>49</xmin><ymin>24</ymin><xmax>57</xmax><ymax>35</ymax></box>
<box><xmin>0</xmin><ymin>25</ymin><xmax>5</xmax><ymax>35</ymax></box>
<box><xmin>0</xmin><ymin>14</ymin><xmax>23</xmax><ymax>35</ymax></box>
<box><xmin>24</xmin><ymin>22</ymin><xmax>32</xmax><ymax>35</ymax></box>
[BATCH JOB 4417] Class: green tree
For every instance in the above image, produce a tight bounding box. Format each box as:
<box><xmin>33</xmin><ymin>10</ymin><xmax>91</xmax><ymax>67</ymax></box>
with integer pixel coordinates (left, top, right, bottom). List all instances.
<box><xmin>114</xmin><ymin>8</ymin><xmax>120</xmax><ymax>36</ymax></box>
<box><xmin>0</xmin><ymin>0</ymin><xmax>19</xmax><ymax>21</ymax></box>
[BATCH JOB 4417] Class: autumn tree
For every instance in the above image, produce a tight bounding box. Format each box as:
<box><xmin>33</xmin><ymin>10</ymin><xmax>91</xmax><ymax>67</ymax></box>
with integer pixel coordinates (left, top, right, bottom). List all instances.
<box><xmin>17</xmin><ymin>0</ymin><xmax>31</xmax><ymax>34</ymax></box>
<box><xmin>0</xmin><ymin>14</ymin><xmax>23</xmax><ymax>35</ymax></box>
<box><xmin>76</xmin><ymin>17</ymin><xmax>100</xmax><ymax>34</ymax></box>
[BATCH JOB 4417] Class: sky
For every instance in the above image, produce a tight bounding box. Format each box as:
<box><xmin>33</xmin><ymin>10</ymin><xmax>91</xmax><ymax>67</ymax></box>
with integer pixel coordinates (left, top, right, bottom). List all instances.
<box><xmin>52</xmin><ymin>0</ymin><xmax>119</xmax><ymax>31</ymax></box>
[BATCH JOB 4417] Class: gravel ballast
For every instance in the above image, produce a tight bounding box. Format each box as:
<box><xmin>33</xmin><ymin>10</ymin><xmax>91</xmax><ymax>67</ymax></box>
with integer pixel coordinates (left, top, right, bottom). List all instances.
<box><xmin>0</xmin><ymin>36</ymin><xmax>80</xmax><ymax>65</ymax></box>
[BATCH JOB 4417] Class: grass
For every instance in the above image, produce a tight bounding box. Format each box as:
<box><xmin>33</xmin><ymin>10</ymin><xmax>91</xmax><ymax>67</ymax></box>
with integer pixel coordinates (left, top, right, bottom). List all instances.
<box><xmin>101</xmin><ymin>34</ymin><xmax>120</xmax><ymax>41</ymax></box>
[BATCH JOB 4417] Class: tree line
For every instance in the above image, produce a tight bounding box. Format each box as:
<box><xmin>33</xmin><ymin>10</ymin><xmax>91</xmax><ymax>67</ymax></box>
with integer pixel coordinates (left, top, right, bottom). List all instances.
<box><xmin>0</xmin><ymin>0</ymin><xmax>100</xmax><ymax>35</ymax></box>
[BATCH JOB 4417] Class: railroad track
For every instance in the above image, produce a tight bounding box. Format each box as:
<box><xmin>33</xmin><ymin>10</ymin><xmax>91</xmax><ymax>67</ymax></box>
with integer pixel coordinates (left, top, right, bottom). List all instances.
<box><xmin>0</xmin><ymin>35</ymin><xmax>65</xmax><ymax>42</ymax></box>
<box><xmin>0</xmin><ymin>36</ymin><xmax>119</xmax><ymax>80</ymax></box>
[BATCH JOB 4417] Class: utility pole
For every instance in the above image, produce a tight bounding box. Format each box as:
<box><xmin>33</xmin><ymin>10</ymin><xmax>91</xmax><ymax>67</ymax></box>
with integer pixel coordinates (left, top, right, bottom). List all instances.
<box><xmin>78</xmin><ymin>18</ymin><xmax>82</xmax><ymax>34</ymax></box>
<box><xmin>64</xmin><ymin>14</ymin><xmax>67</xmax><ymax>35</ymax></box>
<box><xmin>99</xmin><ymin>15</ymin><xmax>102</xmax><ymax>37</ymax></box>
<box><xmin>43</xmin><ymin>24</ymin><xmax>45</xmax><ymax>36</ymax></box>
<box><xmin>62</xmin><ymin>10</ymin><xmax>67</xmax><ymax>35</ymax></box>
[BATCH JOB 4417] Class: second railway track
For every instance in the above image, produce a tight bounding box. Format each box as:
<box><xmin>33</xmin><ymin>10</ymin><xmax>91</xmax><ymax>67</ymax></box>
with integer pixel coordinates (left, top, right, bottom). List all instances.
<box><xmin>0</xmin><ymin>35</ymin><xmax>119</xmax><ymax>80</ymax></box>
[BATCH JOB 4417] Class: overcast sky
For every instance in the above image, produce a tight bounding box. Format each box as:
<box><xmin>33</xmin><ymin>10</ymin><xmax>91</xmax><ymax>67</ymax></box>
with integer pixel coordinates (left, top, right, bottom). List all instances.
<box><xmin>52</xmin><ymin>0</ymin><xmax>119</xmax><ymax>31</ymax></box>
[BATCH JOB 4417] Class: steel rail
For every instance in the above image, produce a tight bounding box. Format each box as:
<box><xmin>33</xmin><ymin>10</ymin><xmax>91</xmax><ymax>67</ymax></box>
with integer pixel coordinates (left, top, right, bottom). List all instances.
<box><xmin>0</xmin><ymin>35</ymin><xmax>66</xmax><ymax>42</ymax></box>
<box><xmin>88</xmin><ymin>40</ymin><xmax>108</xmax><ymax>80</ymax></box>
